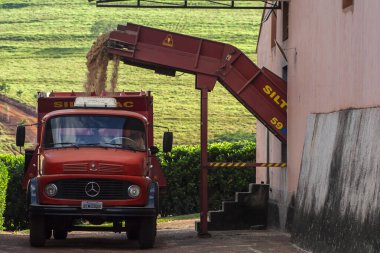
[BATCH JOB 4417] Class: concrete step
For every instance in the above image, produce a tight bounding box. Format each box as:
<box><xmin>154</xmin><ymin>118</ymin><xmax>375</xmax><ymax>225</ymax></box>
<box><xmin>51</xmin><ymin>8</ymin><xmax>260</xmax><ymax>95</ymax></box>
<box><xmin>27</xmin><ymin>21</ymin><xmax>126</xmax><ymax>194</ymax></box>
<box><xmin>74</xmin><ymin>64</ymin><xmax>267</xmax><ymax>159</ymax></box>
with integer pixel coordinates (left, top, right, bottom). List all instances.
<box><xmin>221</xmin><ymin>201</ymin><xmax>239</xmax><ymax>213</ymax></box>
<box><xmin>235</xmin><ymin>192</ymin><xmax>253</xmax><ymax>203</ymax></box>
<box><xmin>199</xmin><ymin>183</ymin><xmax>269</xmax><ymax>231</ymax></box>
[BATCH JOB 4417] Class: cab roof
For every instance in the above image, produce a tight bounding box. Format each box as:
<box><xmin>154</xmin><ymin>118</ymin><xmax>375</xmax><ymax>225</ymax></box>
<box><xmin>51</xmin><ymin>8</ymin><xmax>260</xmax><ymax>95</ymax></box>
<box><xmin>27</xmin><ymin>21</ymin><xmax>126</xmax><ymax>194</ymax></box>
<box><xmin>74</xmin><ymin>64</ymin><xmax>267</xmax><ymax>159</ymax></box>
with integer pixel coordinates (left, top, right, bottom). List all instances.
<box><xmin>42</xmin><ymin>109</ymin><xmax>148</xmax><ymax>124</ymax></box>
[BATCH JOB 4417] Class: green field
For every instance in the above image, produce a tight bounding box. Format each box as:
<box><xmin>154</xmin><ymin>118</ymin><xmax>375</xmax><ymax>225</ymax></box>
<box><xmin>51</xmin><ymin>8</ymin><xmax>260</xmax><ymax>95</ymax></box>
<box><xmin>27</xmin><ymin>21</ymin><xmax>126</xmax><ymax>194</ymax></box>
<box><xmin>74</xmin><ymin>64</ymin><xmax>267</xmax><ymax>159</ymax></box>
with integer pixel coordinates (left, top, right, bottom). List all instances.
<box><xmin>0</xmin><ymin>124</ymin><xmax>16</xmax><ymax>153</ymax></box>
<box><xmin>0</xmin><ymin>0</ymin><xmax>262</xmax><ymax>146</ymax></box>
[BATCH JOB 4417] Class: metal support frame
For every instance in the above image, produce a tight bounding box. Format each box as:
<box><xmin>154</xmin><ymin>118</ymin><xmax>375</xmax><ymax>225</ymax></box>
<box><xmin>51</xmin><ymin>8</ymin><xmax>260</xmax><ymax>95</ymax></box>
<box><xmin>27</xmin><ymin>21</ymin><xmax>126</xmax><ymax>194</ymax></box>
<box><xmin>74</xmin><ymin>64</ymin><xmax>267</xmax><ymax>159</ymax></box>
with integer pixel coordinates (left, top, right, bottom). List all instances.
<box><xmin>199</xmin><ymin>88</ymin><xmax>210</xmax><ymax>237</ymax></box>
<box><xmin>103</xmin><ymin>22</ymin><xmax>289</xmax><ymax>236</ymax></box>
<box><xmin>90</xmin><ymin>0</ymin><xmax>285</xmax><ymax>9</ymax></box>
<box><xmin>195</xmin><ymin>74</ymin><xmax>216</xmax><ymax>237</ymax></box>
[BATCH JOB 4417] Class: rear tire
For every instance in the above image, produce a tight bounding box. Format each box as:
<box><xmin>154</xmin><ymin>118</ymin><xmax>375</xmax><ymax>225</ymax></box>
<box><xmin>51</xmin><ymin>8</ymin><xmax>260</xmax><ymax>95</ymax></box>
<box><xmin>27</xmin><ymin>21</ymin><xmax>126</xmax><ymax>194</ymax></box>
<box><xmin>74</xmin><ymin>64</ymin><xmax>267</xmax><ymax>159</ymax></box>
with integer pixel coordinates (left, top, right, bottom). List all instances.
<box><xmin>53</xmin><ymin>228</ymin><xmax>68</xmax><ymax>240</ymax></box>
<box><xmin>30</xmin><ymin>216</ymin><xmax>46</xmax><ymax>247</ymax></box>
<box><xmin>138</xmin><ymin>217</ymin><xmax>156</xmax><ymax>249</ymax></box>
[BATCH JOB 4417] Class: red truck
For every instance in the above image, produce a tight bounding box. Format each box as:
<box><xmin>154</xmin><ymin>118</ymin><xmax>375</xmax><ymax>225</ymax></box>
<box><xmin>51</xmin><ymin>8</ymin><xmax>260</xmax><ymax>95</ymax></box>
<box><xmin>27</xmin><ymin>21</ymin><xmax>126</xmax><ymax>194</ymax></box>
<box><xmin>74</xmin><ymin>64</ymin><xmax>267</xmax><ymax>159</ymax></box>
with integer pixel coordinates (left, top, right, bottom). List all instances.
<box><xmin>16</xmin><ymin>91</ymin><xmax>171</xmax><ymax>249</ymax></box>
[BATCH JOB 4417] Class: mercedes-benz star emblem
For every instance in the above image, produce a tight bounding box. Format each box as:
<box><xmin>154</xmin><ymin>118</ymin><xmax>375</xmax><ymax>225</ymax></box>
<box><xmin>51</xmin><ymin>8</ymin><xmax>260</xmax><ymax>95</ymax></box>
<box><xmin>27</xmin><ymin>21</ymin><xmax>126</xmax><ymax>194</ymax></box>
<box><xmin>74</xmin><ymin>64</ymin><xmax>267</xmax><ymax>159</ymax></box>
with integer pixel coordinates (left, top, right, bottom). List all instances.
<box><xmin>85</xmin><ymin>182</ymin><xmax>100</xmax><ymax>197</ymax></box>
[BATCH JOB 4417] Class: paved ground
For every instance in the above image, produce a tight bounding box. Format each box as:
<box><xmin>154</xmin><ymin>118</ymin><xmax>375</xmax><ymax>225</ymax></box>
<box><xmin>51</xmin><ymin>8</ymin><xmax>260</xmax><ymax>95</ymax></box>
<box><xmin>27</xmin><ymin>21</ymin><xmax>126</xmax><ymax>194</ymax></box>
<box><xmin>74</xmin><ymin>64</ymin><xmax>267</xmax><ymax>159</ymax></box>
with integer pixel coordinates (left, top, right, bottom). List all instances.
<box><xmin>0</xmin><ymin>219</ymin><xmax>309</xmax><ymax>253</ymax></box>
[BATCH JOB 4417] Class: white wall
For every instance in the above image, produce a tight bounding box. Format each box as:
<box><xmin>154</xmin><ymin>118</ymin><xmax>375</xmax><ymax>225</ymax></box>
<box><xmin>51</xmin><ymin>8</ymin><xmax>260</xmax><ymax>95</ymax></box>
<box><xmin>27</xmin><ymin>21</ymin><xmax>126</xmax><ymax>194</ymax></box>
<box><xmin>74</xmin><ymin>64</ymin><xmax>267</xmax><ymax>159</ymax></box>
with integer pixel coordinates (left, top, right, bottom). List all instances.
<box><xmin>256</xmin><ymin>0</ymin><xmax>380</xmax><ymax>228</ymax></box>
<box><xmin>293</xmin><ymin>108</ymin><xmax>380</xmax><ymax>253</ymax></box>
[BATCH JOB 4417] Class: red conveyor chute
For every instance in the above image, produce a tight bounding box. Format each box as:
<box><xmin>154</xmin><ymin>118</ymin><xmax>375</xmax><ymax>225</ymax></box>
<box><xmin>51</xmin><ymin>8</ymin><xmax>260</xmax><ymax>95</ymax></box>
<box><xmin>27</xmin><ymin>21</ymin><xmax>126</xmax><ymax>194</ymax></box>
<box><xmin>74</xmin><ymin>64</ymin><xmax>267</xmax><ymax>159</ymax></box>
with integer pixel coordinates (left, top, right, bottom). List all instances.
<box><xmin>107</xmin><ymin>23</ymin><xmax>287</xmax><ymax>143</ymax></box>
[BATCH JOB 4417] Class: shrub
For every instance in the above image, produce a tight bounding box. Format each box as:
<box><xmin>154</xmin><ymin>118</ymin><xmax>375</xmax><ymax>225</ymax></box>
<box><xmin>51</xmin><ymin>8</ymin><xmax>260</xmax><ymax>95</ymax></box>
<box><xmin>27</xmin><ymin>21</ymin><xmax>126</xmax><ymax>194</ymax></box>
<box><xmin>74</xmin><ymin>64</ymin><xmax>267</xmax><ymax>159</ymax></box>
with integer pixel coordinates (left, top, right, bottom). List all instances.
<box><xmin>0</xmin><ymin>161</ymin><xmax>8</xmax><ymax>230</ymax></box>
<box><xmin>16</xmin><ymin>90</ymin><xmax>23</xmax><ymax>97</ymax></box>
<box><xmin>158</xmin><ymin>140</ymin><xmax>256</xmax><ymax>216</ymax></box>
<box><xmin>210</xmin><ymin>131</ymin><xmax>256</xmax><ymax>143</ymax></box>
<box><xmin>0</xmin><ymin>155</ymin><xmax>28</xmax><ymax>231</ymax></box>
<box><xmin>0</xmin><ymin>82</ymin><xmax>10</xmax><ymax>93</ymax></box>
<box><xmin>0</xmin><ymin>141</ymin><xmax>256</xmax><ymax>229</ymax></box>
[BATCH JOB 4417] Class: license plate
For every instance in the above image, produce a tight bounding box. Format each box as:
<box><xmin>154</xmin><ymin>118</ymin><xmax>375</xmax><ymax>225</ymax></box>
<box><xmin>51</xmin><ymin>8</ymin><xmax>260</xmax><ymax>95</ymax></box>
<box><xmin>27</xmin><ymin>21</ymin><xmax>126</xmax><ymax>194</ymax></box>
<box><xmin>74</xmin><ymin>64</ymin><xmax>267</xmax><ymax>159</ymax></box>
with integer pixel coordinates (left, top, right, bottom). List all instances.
<box><xmin>81</xmin><ymin>201</ymin><xmax>103</xmax><ymax>210</ymax></box>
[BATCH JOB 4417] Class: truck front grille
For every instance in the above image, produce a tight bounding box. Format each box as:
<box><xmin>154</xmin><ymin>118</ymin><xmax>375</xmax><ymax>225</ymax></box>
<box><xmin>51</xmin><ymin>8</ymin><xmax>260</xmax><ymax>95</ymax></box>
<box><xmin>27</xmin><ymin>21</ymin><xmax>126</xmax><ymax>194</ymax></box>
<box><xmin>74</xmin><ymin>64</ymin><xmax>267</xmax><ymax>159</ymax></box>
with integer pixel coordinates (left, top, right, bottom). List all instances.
<box><xmin>63</xmin><ymin>163</ymin><xmax>88</xmax><ymax>173</ymax></box>
<box><xmin>53</xmin><ymin>179</ymin><xmax>131</xmax><ymax>200</ymax></box>
<box><xmin>98</xmin><ymin>163</ymin><xmax>124</xmax><ymax>174</ymax></box>
<box><xmin>62</xmin><ymin>163</ymin><xmax>124</xmax><ymax>175</ymax></box>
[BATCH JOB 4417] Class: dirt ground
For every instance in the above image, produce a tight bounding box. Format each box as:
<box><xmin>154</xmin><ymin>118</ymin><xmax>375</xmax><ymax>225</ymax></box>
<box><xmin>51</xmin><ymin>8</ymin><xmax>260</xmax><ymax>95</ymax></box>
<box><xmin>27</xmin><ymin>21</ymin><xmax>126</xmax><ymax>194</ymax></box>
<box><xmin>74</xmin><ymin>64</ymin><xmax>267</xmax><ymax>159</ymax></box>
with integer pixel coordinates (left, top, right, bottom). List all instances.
<box><xmin>0</xmin><ymin>100</ymin><xmax>37</xmax><ymax>144</ymax></box>
<box><xmin>0</xmin><ymin>219</ymin><xmax>309</xmax><ymax>253</ymax></box>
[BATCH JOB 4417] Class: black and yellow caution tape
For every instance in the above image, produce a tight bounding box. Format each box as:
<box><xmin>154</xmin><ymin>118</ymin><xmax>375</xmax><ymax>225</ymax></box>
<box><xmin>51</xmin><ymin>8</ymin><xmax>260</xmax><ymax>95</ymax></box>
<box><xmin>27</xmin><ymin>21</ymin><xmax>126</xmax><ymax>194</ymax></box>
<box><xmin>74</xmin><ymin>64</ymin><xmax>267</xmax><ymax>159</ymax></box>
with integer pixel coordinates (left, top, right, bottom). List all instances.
<box><xmin>208</xmin><ymin>162</ymin><xmax>287</xmax><ymax>168</ymax></box>
<box><xmin>208</xmin><ymin>162</ymin><xmax>247</xmax><ymax>167</ymax></box>
<box><xmin>257</xmin><ymin>163</ymin><xmax>287</xmax><ymax>167</ymax></box>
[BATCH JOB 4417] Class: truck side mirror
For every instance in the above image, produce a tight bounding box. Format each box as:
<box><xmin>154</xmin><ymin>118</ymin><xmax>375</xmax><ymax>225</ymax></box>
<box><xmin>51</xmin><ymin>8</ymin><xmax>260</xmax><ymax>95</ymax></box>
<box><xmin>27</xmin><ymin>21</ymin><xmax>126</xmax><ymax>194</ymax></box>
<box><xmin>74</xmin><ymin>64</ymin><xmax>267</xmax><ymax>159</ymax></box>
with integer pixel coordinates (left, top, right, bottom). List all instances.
<box><xmin>16</xmin><ymin>125</ymin><xmax>26</xmax><ymax>147</ymax></box>
<box><xmin>150</xmin><ymin>146</ymin><xmax>159</xmax><ymax>155</ymax></box>
<box><xmin>163</xmin><ymin>132</ymin><xmax>173</xmax><ymax>153</ymax></box>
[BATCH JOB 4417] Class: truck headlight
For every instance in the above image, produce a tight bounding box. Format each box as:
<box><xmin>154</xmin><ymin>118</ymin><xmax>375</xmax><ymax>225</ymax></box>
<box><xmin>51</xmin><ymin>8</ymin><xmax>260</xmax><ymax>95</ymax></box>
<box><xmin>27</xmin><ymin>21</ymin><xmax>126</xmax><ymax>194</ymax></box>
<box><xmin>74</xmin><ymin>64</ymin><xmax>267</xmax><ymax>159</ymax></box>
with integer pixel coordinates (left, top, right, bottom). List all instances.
<box><xmin>128</xmin><ymin>185</ymin><xmax>141</xmax><ymax>198</ymax></box>
<box><xmin>45</xmin><ymin>183</ymin><xmax>58</xmax><ymax>197</ymax></box>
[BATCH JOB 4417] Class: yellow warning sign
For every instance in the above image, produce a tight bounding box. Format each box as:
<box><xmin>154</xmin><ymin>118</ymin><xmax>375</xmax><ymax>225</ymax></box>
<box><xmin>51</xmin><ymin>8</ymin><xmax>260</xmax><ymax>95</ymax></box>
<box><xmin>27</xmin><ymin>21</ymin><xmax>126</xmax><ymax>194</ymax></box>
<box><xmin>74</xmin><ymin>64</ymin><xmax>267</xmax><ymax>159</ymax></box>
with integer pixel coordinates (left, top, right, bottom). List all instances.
<box><xmin>162</xmin><ymin>34</ymin><xmax>174</xmax><ymax>47</ymax></box>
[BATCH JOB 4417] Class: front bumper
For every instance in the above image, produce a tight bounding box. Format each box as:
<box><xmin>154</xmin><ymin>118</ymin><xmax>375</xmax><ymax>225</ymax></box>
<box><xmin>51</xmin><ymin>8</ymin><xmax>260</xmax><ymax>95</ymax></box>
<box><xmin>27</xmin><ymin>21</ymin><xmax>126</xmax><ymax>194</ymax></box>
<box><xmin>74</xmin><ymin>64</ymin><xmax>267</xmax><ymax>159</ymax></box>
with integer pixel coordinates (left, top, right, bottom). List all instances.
<box><xmin>29</xmin><ymin>204</ymin><xmax>156</xmax><ymax>217</ymax></box>
<box><xmin>28</xmin><ymin>178</ymin><xmax>158</xmax><ymax>218</ymax></box>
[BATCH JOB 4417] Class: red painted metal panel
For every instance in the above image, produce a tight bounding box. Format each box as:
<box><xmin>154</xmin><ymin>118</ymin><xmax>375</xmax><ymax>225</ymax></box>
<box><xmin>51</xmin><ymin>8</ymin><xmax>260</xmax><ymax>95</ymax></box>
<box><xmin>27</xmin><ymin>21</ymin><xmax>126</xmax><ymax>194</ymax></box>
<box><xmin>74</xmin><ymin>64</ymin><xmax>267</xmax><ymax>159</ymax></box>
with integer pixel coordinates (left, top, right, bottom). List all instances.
<box><xmin>37</xmin><ymin>91</ymin><xmax>152</xmax><ymax>138</ymax></box>
<box><xmin>150</xmin><ymin>156</ymin><xmax>167</xmax><ymax>190</ymax></box>
<box><xmin>107</xmin><ymin>23</ymin><xmax>287</xmax><ymax>142</ymax></box>
<box><xmin>37</xmin><ymin>92</ymin><xmax>150</xmax><ymax>114</ymax></box>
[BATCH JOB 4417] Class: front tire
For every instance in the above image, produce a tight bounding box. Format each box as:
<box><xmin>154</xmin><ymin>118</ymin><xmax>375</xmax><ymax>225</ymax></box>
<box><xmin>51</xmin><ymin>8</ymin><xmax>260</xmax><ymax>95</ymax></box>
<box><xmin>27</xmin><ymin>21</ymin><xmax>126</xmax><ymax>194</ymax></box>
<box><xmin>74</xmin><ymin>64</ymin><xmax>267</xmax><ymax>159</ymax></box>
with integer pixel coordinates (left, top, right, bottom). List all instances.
<box><xmin>126</xmin><ymin>219</ymin><xmax>139</xmax><ymax>240</ymax></box>
<box><xmin>30</xmin><ymin>216</ymin><xmax>46</xmax><ymax>247</ymax></box>
<box><xmin>138</xmin><ymin>217</ymin><xmax>156</xmax><ymax>249</ymax></box>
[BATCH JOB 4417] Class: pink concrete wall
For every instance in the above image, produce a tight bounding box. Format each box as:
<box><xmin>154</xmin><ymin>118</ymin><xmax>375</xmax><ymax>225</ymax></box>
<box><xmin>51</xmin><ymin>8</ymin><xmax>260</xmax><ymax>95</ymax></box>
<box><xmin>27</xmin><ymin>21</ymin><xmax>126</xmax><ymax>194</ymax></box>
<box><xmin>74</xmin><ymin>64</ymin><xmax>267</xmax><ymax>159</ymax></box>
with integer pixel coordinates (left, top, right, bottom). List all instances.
<box><xmin>256</xmin><ymin>0</ymin><xmax>380</xmax><ymax>218</ymax></box>
<box><xmin>256</xmin><ymin>5</ymin><xmax>288</xmax><ymax>202</ymax></box>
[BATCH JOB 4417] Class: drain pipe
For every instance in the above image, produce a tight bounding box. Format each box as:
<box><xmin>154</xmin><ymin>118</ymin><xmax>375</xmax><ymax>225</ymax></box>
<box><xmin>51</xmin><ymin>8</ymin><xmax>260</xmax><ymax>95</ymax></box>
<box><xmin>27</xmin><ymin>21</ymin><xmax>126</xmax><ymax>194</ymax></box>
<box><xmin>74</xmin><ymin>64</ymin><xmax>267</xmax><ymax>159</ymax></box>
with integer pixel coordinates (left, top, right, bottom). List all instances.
<box><xmin>266</xmin><ymin>129</ymin><xmax>270</xmax><ymax>185</ymax></box>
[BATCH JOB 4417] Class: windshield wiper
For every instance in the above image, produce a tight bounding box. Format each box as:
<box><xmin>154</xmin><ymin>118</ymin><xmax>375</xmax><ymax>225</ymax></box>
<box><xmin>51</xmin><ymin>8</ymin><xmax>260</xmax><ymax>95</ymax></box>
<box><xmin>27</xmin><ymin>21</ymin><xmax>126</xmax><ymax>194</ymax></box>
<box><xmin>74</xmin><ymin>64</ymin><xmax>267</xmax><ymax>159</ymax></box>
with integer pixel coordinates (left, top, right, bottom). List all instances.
<box><xmin>102</xmin><ymin>142</ymin><xmax>140</xmax><ymax>152</ymax></box>
<box><xmin>78</xmin><ymin>143</ymin><xmax>101</xmax><ymax>147</ymax></box>
<box><xmin>49</xmin><ymin>142</ymin><xmax>79</xmax><ymax>149</ymax></box>
<box><xmin>102</xmin><ymin>142</ymin><xmax>122</xmax><ymax>147</ymax></box>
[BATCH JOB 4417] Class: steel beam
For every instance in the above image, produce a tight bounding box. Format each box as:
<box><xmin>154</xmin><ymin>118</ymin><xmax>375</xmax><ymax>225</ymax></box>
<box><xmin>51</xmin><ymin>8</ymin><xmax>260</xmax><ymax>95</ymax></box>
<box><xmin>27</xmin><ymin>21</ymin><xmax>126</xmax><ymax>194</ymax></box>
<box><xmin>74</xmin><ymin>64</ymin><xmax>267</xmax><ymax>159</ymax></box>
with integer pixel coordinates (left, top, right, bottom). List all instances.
<box><xmin>198</xmin><ymin>87</ymin><xmax>210</xmax><ymax>237</ymax></box>
<box><xmin>91</xmin><ymin>0</ymin><xmax>284</xmax><ymax>9</ymax></box>
<box><xmin>195</xmin><ymin>74</ymin><xmax>216</xmax><ymax>237</ymax></box>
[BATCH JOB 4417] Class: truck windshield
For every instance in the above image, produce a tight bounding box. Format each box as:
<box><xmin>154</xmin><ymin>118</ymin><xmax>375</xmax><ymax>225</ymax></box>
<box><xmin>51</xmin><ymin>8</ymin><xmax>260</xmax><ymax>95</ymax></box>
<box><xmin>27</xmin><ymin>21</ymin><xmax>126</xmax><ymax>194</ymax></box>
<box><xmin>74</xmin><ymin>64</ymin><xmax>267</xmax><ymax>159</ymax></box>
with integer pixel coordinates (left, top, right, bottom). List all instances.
<box><xmin>43</xmin><ymin>115</ymin><xmax>146</xmax><ymax>151</ymax></box>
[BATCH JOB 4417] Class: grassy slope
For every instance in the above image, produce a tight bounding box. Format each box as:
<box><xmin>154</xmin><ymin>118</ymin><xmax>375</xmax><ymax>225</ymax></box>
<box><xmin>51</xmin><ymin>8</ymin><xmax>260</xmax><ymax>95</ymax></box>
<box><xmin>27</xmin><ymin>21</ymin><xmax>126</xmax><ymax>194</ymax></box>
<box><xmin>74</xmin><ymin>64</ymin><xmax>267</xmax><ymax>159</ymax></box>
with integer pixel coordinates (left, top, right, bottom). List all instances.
<box><xmin>0</xmin><ymin>1</ymin><xmax>261</xmax><ymax>146</ymax></box>
<box><xmin>0</xmin><ymin>124</ymin><xmax>17</xmax><ymax>154</ymax></box>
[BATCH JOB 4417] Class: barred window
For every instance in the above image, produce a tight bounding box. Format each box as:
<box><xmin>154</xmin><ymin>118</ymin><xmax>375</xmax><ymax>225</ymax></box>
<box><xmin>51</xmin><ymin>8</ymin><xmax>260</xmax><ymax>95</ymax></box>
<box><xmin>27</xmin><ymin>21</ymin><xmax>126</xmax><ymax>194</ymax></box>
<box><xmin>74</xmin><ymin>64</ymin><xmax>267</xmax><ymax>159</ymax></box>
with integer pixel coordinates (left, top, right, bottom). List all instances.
<box><xmin>342</xmin><ymin>0</ymin><xmax>353</xmax><ymax>9</ymax></box>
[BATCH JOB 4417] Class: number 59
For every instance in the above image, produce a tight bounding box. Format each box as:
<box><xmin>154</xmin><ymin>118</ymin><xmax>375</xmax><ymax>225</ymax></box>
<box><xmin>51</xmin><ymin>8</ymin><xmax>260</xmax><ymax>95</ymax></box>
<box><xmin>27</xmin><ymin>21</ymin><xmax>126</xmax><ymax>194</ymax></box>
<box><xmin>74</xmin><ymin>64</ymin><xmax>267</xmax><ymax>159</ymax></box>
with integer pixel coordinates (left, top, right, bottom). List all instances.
<box><xmin>270</xmin><ymin>117</ymin><xmax>284</xmax><ymax>130</ymax></box>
